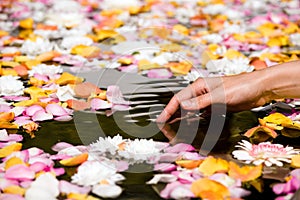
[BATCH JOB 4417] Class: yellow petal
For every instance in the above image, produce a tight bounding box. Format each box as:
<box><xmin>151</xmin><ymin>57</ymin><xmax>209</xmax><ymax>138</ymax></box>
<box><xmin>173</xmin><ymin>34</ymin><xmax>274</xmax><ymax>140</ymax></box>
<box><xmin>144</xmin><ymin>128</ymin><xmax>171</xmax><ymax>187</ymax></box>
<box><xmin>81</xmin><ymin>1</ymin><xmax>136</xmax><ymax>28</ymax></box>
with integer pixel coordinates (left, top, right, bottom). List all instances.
<box><xmin>198</xmin><ymin>156</ymin><xmax>229</xmax><ymax>176</ymax></box>
<box><xmin>291</xmin><ymin>155</ymin><xmax>300</xmax><ymax>168</ymax></box>
<box><xmin>228</xmin><ymin>161</ymin><xmax>262</xmax><ymax>182</ymax></box>
<box><xmin>224</xmin><ymin>49</ymin><xmax>245</xmax><ymax>59</ymax></box>
<box><xmin>5</xmin><ymin>157</ymin><xmax>26</xmax><ymax>170</ymax></box>
<box><xmin>165</xmin><ymin>61</ymin><xmax>192</xmax><ymax>75</ymax></box>
<box><xmin>173</xmin><ymin>24</ymin><xmax>189</xmax><ymax>35</ymax></box>
<box><xmin>191</xmin><ymin>178</ymin><xmax>230</xmax><ymax>199</ymax></box>
<box><xmin>68</xmin><ymin>193</ymin><xmax>87</xmax><ymax>200</ymax></box>
<box><xmin>261</xmin><ymin>113</ymin><xmax>293</xmax><ymax>125</ymax></box>
<box><xmin>24</xmin><ymin>60</ymin><xmax>41</xmax><ymax>70</ymax></box>
<box><xmin>19</xmin><ymin>18</ymin><xmax>34</xmax><ymax>29</ymax></box>
<box><xmin>59</xmin><ymin>153</ymin><xmax>88</xmax><ymax>166</ymax></box>
<box><xmin>0</xmin><ymin>143</ymin><xmax>22</xmax><ymax>158</ymax></box>
<box><xmin>175</xmin><ymin>160</ymin><xmax>203</xmax><ymax>169</ymax></box>
<box><xmin>0</xmin><ymin>121</ymin><xmax>19</xmax><ymax>129</ymax></box>
<box><xmin>3</xmin><ymin>185</ymin><xmax>26</xmax><ymax>196</ymax></box>
<box><xmin>55</xmin><ymin>72</ymin><xmax>83</xmax><ymax>85</ymax></box>
<box><xmin>95</xmin><ymin>29</ymin><xmax>119</xmax><ymax>41</ymax></box>
<box><xmin>71</xmin><ymin>45</ymin><xmax>101</xmax><ymax>58</ymax></box>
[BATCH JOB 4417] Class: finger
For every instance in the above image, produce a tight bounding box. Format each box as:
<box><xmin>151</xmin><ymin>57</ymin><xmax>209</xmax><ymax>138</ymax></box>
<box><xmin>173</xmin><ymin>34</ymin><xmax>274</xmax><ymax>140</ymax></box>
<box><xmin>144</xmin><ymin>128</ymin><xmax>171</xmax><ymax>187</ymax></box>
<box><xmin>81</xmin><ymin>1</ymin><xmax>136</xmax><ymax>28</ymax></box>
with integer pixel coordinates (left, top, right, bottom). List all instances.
<box><xmin>156</xmin><ymin>85</ymin><xmax>195</xmax><ymax>122</ymax></box>
<box><xmin>181</xmin><ymin>93</ymin><xmax>212</xmax><ymax>110</ymax></box>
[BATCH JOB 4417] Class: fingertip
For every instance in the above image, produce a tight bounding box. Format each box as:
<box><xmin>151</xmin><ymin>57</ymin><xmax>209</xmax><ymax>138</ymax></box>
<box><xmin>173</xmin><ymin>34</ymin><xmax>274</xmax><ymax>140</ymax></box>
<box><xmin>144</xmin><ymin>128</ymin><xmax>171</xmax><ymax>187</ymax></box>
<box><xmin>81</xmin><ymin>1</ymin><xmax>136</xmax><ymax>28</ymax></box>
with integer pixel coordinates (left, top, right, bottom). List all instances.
<box><xmin>156</xmin><ymin>110</ymin><xmax>170</xmax><ymax>123</ymax></box>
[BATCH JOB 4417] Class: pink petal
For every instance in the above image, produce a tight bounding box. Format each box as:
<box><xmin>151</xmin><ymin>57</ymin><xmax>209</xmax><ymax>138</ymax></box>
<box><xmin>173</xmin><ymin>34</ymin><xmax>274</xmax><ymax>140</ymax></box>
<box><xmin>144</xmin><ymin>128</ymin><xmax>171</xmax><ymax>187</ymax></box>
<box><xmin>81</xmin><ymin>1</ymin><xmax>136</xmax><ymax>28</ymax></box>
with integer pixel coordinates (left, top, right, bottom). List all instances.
<box><xmin>14</xmin><ymin>117</ymin><xmax>33</xmax><ymax>126</ymax></box>
<box><xmin>24</xmin><ymin>105</ymin><xmax>45</xmax><ymax>116</ymax></box>
<box><xmin>52</xmin><ymin>142</ymin><xmax>74</xmax><ymax>152</ymax></box>
<box><xmin>0</xmin><ymin>104</ymin><xmax>11</xmax><ymax>112</ymax></box>
<box><xmin>34</xmin><ymin>73</ymin><xmax>49</xmax><ymax>82</ymax></box>
<box><xmin>115</xmin><ymin>160</ymin><xmax>129</xmax><ymax>172</ymax></box>
<box><xmin>119</xmin><ymin>64</ymin><xmax>138</xmax><ymax>73</ymax></box>
<box><xmin>50</xmin><ymin>154</ymin><xmax>72</xmax><ymax>160</ymax></box>
<box><xmin>2</xmin><ymin>96</ymin><xmax>30</xmax><ymax>101</ymax></box>
<box><xmin>112</xmin><ymin>104</ymin><xmax>130</xmax><ymax>111</ymax></box>
<box><xmin>157</xmin><ymin>153</ymin><xmax>180</xmax><ymax>162</ymax></box>
<box><xmin>90</xmin><ymin>98</ymin><xmax>112</xmax><ymax>110</ymax></box>
<box><xmin>11</xmin><ymin>106</ymin><xmax>26</xmax><ymax>116</ymax></box>
<box><xmin>20</xmin><ymin>180</ymin><xmax>33</xmax><ymax>188</ymax></box>
<box><xmin>164</xmin><ymin>143</ymin><xmax>195</xmax><ymax>153</ymax></box>
<box><xmin>171</xmin><ymin>171</ymin><xmax>195</xmax><ymax>184</ymax></box>
<box><xmin>46</xmin><ymin>104</ymin><xmax>69</xmax><ymax>116</ymax></box>
<box><xmin>0</xmin><ymin>194</ymin><xmax>24</xmax><ymax>200</ymax></box>
<box><xmin>179</xmin><ymin>152</ymin><xmax>204</xmax><ymax>160</ymax></box>
<box><xmin>32</xmin><ymin>110</ymin><xmax>53</xmax><ymax>121</ymax></box>
<box><xmin>29</xmin><ymin>162</ymin><xmax>48</xmax><ymax>173</ymax></box>
<box><xmin>28</xmin><ymin>156</ymin><xmax>54</xmax><ymax>166</ymax></box>
<box><xmin>26</xmin><ymin>147</ymin><xmax>44</xmax><ymax>157</ymax></box>
<box><xmin>52</xmin><ymin>167</ymin><xmax>65</xmax><ymax>176</ymax></box>
<box><xmin>54</xmin><ymin>115</ymin><xmax>73</xmax><ymax>121</ymax></box>
<box><xmin>59</xmin><ymin>180</ymin><xmax>91</xmax><ymax>194</ymax></box>
<box><xmin>154</xmin><ymin>163</ymin><xmax>176</xmax><ymax>172</ymax></box>
<box><xmin>5</xmin><ymin>164</ymin><xmax>35</xmax><ymax>181</ymax></box>
<box><xmin>39</xmin><ymin>97</ymin><xmax>59</xmax><ymax>103</ymax></box>
<box><xmin>0</xmin><ymin>179</ymin><xmax>19</xmax><ymax>190</ymax></box>
<box><xmin>147</xmin><ymin>68</ymin><xmax>173</xmax><ymax>79</ymax></box>
<box><xmin>0</xmin><ymin>129</ymin><xmax>23</xmax><ymax>142</ymax></box>
<box><xmin>160</xmin><ymin>181</ymin><xmax>194</xmax><ymax>199</ymax></box>
<box><xmin>106</xmin><ymin>86</ymin><xmax>129</xmax><ymax>105</ymax></box>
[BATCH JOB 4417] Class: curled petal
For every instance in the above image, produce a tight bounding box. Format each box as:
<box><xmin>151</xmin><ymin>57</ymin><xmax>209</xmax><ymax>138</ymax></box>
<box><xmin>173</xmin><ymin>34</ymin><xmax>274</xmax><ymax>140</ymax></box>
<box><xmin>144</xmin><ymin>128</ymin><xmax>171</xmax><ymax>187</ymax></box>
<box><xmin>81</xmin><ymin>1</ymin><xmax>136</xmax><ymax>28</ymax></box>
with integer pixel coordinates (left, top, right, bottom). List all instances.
<box><xmin>32</xmin><ymin>110</ymin><xmax>53</xmax><ymax>121</ymax></box>
<box><xmin>24</xmin><ymin>105</ymin><xmax>44</xmax><ymax>117</ymax></box>
<box><xmin>45</xmin><ymin>104</ymin><xmax>69</xmax><ymax>116</ymax></box>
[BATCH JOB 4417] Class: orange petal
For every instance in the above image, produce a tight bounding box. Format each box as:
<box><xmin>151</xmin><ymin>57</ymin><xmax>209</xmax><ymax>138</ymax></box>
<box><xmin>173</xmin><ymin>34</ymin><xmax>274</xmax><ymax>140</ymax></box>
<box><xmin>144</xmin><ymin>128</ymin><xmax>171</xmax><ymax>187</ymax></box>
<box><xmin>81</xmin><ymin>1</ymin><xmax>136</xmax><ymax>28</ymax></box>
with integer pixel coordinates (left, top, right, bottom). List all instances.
<box><xmin>0</xmin><ymin>143</ymin><xmax>22</xmax><ymax>158</ymax></box>
<box><xmin>59</xmin><ymin>153</ymin><xmax>88</xmax><ymax>166</ymax></box>
<box><xmin>55</xmin><ymin>72</ymin><xmax>83</xmax><ymax>85</ymax></box>
<box><xmin>244</xmin><ymin>125</ymin><xmax>278</xmax><ymax>138</ymax></box>
<box><xmin>0</xmin><ymin>121</ymin><xmax>19</xmax><ymax>129</ymax></box>
<box><xmin>191</xmin><ymin>178</ymin><xmax>230</xmax><ymax>199</ymax></box>
<box><xmin>35</xmin><ymin>51</ymin><xmax>61</xmax><ymax>62</ymax></box>
<box><xmin>228</xmin><ymin>161</ymin><xmax>262</xmax><ymax>182</ymax></box>
<box><xmin>165</xmin><ymin>62</ymin><xmax>192</xmax><ymax>75</ymax></box>
<box><xmin>66</xmin><ymin>99</ymin><xmax>90</xmax><ymax>111</ymax></box>
<box><xmin>198</xmin><ymin>156</ymin><xmax>229</xmax><ymax>176</ymax></box>
<box><xmin>74</xmin><ymin>82</ymin><xmax>102</xmax><ymax>98</ymax></box>
<box><xmin>0</xmin><ymin>112</ymin><xmax>15</xmax><ymax>122</ymax></box>
<box><xmin>291</xmin><ymin>155</ymin><xmax>300</xmax><ymax>168</ymax></box>
<box><xmin>250</xmin><ymin>57</ymin><xmax>267</xmax><ymax>71</ymax></box>
<box><xmin>175</xmin><ymin>160</ymin><xmax>203</xmax><ymax>169</ymax></box>
<box><xmin>14</xmin><ymin>65</ymin><xmax>28</xmax><ymax>77</ymax></box>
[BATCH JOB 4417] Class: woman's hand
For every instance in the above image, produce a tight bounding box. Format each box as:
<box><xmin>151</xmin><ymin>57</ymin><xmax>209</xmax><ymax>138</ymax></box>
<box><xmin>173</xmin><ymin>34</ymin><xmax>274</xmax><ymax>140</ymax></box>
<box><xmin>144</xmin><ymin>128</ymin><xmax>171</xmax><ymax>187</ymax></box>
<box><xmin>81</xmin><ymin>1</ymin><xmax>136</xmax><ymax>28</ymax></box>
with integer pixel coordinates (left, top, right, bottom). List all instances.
<box><xmin>156</xmin><ymin>70</ymin><xmax>272</xmax><ymax>123</ymax></box>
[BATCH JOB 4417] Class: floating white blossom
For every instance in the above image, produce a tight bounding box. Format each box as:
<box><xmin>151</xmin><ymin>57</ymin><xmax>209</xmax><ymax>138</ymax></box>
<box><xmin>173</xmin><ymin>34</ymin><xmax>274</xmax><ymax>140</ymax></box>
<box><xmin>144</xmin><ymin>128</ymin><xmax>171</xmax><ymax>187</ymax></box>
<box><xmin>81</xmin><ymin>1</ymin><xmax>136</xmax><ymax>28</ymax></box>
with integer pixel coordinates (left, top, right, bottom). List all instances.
<box><xmin>232</xmin><ymin>140</ymin><xmax>300</xmax><ymax>167</ymax></box>
<box><xmin>89</xmin><ymin>135</ymin><xmax>125</xmax><ymax>156</ymax></box>
<box><xmin>71</xmin><ymin>160</ymin><xmax>122</xmax><ymax>186</ymax></box>
<box><xmin>0</xmin><ymin>76</ymin><xmax>24</xmax><ymax>96</ymax></box>
<box><xmin>28</xmin><ymin>64</ymin><xmax>63</xmax><ymax>77</ymax></box>
<box><xmin>60</xmin><ymin>36</ymin><xmax>93</xmax><ymax>50</ymax></box>
<box><xmin>20</xmin><ymin>38</ymin><xmax>54</xmax><ymax>56</ymax></box>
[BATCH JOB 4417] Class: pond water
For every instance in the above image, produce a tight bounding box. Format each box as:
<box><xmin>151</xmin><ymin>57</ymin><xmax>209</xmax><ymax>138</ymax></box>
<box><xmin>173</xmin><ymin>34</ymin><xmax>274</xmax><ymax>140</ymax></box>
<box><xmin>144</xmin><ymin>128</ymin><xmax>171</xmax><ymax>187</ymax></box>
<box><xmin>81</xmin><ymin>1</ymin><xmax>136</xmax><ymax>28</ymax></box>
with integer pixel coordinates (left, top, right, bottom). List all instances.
<box><xmin>21</xmin><ymin>103</ymin><xmax>300</xmax><ymax>199</ymax></box>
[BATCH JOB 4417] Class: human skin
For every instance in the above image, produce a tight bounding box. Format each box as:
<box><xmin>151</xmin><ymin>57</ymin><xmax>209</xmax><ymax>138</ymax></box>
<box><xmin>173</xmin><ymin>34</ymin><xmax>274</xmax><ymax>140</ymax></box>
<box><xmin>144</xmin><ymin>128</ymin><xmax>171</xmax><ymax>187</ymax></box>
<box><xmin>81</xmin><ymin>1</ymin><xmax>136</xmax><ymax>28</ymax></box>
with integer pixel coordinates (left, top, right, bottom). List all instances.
<box><xmin>156</xmin><ymin>60</ymin><xmax>300</xmax><ymax>123</ymax></box>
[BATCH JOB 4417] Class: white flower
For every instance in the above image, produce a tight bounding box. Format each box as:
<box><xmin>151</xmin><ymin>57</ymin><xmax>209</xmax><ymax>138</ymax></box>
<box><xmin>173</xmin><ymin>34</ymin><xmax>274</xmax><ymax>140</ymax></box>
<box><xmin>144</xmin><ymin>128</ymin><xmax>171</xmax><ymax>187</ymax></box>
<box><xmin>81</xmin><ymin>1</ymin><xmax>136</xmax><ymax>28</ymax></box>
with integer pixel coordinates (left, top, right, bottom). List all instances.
<box><xmin>203</xmin><ymin>4</ymin><xmax>226</xmax><ymax>15</ymax></box>
<box><xmin>20</xmin><ymin>38</ymin><xmax>54</xmax><ymax>56</ymax></box>
<box><xmin>206</xmin><ymin>57</ymin><xmax>254</xmax><ymax>75</ymax></box>
<box><xmin>28</xmin><ymin>64</ymin><xmax>63</xmax><ymax>77</ymax></box>
<box><xmin>55</xmin><ymin>85</ymin><xmax>75</xmax><ymax>102</ymax></box>
<box><xmin>290</xmin><ymin>33</ymin><xmax>300</xmax><ymax>46</ymax></box>
<box><xmin>0</xmin><ymin>75</ymin><xmax>24</xmax><ymax>96</ymax></box>
<box><xmin>89</xmin><ymin>135</ymin><xmax>125</xmax><ymax>156</ymax></box>
<box><xmin>201</xmin><ymin>34</ymin><xmax>223</xmax><ymax>44</ymax></box>
<box><xmin>232</xmin><ymin>140</ymin><xmax>300</xmax><ymax>167</ymax></box>
<box><xmin>101</xmin><ymin>0</ymin><xmax>141</xmax><ymax>10</ymax></box>
<box><xmin>60</xmin><ymin>36</ymin><xmax>93</xmax><ymax>50</ymax></box>
<box><xmin>71</xmin><ymin>160</ymin><xmax>120</xmax><ymax>186</ymax></box>
<box><xmin>118</xmin><ymin>139</ymin><xmax>161</xmax><ymax>162</ymax></box>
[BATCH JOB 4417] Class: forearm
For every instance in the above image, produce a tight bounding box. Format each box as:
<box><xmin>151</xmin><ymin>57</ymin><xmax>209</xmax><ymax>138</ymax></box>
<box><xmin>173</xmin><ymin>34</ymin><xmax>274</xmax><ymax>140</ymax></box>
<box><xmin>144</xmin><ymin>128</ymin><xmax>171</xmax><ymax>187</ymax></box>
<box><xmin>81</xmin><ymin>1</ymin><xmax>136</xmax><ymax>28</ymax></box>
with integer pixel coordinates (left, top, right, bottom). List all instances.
<box><xmin>261</xmin><ymin>60</ymin><xmax>300</xmax><ymax>99</ymax></box>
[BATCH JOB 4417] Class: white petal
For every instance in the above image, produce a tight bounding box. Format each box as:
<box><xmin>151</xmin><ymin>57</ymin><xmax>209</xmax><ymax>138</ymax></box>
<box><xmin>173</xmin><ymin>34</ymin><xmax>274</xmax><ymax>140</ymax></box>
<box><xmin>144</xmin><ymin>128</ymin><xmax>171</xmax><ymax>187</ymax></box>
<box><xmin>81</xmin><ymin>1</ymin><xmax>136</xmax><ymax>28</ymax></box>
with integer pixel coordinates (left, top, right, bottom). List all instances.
<box><xmin>92</xmin><ymin>184</ymin><xmax>122</xmax><ymax>198</ymax></box>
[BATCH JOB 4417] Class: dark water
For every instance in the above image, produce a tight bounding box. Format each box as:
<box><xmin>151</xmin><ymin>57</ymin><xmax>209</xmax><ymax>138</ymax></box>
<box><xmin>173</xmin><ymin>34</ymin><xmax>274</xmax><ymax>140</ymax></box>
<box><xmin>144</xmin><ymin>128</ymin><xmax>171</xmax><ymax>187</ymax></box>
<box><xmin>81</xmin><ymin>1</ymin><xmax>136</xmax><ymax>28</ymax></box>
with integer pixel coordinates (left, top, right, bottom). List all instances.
<box><xmin>21</xmin><ymin>108</ymin><xmax>300</xmax><ymax>199</ymax></box>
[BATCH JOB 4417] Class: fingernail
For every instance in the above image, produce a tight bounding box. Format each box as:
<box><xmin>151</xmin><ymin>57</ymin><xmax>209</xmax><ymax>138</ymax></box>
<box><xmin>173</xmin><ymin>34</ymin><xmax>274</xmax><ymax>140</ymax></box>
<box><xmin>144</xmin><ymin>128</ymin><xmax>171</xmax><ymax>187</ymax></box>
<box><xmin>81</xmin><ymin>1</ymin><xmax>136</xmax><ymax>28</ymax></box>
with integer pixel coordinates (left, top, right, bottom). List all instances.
<box><xmin>181</xmin><ymin>100</ymin><xmax>191</xmax><ymax>108</ymax></box>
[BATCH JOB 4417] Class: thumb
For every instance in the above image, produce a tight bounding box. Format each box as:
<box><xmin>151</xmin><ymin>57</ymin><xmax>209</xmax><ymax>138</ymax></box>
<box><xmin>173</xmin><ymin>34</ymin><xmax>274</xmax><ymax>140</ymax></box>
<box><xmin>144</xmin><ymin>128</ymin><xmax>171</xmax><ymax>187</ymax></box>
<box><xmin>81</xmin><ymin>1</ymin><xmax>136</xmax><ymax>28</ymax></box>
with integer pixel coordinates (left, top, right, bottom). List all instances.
<box><xmin>181</xmin><ymin>93</ymin><xmax>211</xmax><ymax>110</ymax></box>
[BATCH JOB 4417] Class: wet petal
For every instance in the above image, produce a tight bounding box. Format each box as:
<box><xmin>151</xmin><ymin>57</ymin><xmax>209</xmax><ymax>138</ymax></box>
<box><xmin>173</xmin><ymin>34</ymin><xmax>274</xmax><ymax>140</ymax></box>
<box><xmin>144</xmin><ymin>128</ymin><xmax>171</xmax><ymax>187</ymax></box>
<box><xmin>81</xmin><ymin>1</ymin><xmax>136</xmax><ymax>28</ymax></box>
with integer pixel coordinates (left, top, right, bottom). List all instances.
<box><xmin>164</xmin><ymin>143</ymin><xmax>195</xmax><ymax>153</ymax></box>
<box><xmin>92</xmin><ymin>184</ymin><xmax>122</xmax><ymax>198</ymax></box>
<box><xmin>32</xmin><ymin>110</ymin><xmax>53</xmax><ymax>121</ymax></box>
<box><xmin>5</xmin><ymin>164</ymin><xmax>35</xmax><ymax>181</ymax></box>
<box><xmin>59</xmin><ymin>180</ymin><xmax>91</xmax><ymax>195</ymax></box>
<box><xmin>45</xmin><ymin>104</ymin><xmax>69</xmax><ymax>116</ymax></box>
